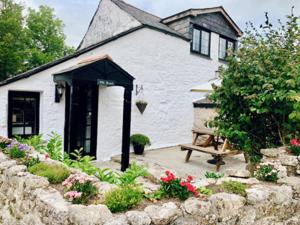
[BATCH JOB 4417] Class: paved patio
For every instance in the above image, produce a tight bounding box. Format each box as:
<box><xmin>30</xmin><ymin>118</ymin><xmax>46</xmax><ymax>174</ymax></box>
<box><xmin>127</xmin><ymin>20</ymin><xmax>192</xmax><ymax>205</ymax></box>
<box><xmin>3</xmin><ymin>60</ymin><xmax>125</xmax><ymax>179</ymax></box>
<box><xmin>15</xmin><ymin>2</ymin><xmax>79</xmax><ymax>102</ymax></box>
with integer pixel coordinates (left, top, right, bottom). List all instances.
<box><xmin>94</xmin><ymin>146</ymin><xmax>247</xmax><ymax>179</ymax></box>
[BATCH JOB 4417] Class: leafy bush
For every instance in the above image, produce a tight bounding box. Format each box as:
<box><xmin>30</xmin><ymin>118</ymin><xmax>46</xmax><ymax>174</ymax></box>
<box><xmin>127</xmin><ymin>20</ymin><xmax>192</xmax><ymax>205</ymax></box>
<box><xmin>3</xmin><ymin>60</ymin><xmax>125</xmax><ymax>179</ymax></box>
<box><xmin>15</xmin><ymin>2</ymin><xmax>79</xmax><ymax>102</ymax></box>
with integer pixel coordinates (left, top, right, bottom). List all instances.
<box><xmin>289</xmin><ymin>138</ymin><xmax>300</xmax><ymax>156</ymax></box>
<box><xmin>160</xmin><ymin>171</ymin><xmax>198</xmax><ymax>200</ymax></box>
<box><xmin>210</xmin><ymin>13</ymin><xmax>300</xmax><ymax>159</ymax></box>
<box><xmin>16</xmin><ymin>135</ymin><xmax>45</xmax><ymax>152</ymax></box>
<box><xmin>221</xmin><ymin>181</ymin><xmax>246</xmax><ymax>196</ymax></box>
<box><xmin>104</xmin><ymin>185</ymin><xmax>143</xmax><ymax>213</ymax></box>
<box><xmin>0</xmin><ymin>141</ymin><xmax>7</xmax><ymax>149</ymax></box>
<box><xmin>198</xmin><ymin>187</ymin><xmax>213</xmax><ymax>196</ymax></box>
<box><xmin>144</xmin><ymin>189</ymin><xmax>164</xmax><ymax>201</ymax></box>
<box><xmin>23</xmin><ymin>156</ymin><xmax>40</xmax><ymax>168</ymax></box>
<box><xmin>255</xmin><ymin>163</ymin><xmax>279</xmax><ymax>182</ymax></box>
<box><xmin>28</xmin><ymin>162</ymin><xmax>70</xmax><ymax>184</ymax></box>
<box><xmin>7</xmin><ymin>141</ymin><xmax>28</xmax><ymax>158</ymax></box>
<box><xmin>119</xmin><ymin>162</ymin><xmax>148</xmax><ymax>185</ymax></box>
<box><xmin>130</xmin><ymin>134</ymin><xmax>151</xmax><ymax>146</ymax></box>
<box><xmin>62</xmin><ymin>174</ymin><xmax>98</xmax><ymax>204</ymax></box>
<box><xmin>205</xmin><ymin>172</ymin><xmax>224</xmax><ymax>180</ymax></box>
<box><xmin>45</xmin><ymin>132</ymin><xmax>63</xmax><ymax>161</ymax></box>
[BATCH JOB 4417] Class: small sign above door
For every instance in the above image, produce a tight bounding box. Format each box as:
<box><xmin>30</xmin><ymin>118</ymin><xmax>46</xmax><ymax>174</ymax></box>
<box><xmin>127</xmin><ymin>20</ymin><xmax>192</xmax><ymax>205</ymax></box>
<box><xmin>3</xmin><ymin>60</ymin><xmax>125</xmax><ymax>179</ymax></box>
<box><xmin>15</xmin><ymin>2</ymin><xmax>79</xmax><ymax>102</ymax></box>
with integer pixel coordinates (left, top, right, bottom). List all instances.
<box><xmin>97</xmin><ymin>79</ymin><xmax>115</xmax><ymax>86</ymax></box>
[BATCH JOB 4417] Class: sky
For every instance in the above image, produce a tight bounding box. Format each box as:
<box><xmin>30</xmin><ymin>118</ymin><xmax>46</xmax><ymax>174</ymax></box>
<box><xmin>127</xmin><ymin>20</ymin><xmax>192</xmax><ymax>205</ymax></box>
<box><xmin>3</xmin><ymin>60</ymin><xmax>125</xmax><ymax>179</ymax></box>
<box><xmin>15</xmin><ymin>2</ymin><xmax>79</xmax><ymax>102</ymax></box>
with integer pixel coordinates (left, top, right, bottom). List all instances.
<box><xmin>22</xmin><ymin>0</ymin><xmax>300</xmax><ymax>48</ymax></box>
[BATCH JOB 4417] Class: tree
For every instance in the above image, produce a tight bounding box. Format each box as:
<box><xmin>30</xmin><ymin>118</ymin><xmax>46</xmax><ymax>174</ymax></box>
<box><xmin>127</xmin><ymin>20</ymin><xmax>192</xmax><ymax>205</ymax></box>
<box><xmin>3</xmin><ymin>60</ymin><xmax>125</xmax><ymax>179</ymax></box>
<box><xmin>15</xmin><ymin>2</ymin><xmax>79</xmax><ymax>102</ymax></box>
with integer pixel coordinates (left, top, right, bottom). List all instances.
<box><xmin>0</xmin><ymin>0</ymin><xmax>74</xmax><ymax>81</ymax></box>
<box><xmin>25</xmin><ymin>5</ymin><xmax>74</xmax><ymax>70</ymax></box>
<box><xmin>210</xmin><ymin>12</ymin><xmax>300</xmax><ymax>162</ymax></box>
<box><xmin>0</xmin><ymin>0</ymin><xmax>27</xmax><ymax>80</ymax></box>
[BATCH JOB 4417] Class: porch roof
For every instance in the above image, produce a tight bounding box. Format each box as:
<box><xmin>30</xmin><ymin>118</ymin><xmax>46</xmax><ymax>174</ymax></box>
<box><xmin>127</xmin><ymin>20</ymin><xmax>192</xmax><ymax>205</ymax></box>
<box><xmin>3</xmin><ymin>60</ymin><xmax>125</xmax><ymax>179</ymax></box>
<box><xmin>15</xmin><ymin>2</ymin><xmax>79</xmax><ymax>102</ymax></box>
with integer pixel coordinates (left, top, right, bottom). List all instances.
<box><xmin>53</xmin><ymin>55</ymin><xmax>135</xmax><ymax>90</ymax></box>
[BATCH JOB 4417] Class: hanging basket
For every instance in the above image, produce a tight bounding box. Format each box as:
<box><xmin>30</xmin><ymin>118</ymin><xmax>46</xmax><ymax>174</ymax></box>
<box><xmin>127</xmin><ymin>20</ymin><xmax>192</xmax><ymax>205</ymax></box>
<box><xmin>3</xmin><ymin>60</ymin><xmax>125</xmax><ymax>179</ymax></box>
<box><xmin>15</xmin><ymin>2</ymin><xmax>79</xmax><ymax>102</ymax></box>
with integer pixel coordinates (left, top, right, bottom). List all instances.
<box><xmin>136</xmin><ymin>101</ymin><xmax>148</xmax><ymax>114</ymax></box>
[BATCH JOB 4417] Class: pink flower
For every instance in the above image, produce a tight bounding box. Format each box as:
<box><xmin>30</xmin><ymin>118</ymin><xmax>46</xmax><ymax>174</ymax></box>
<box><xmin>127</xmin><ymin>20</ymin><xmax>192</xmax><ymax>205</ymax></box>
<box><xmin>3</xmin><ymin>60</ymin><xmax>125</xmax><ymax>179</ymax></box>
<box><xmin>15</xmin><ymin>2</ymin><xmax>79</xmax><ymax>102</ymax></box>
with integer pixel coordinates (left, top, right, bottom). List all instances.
<box><xmin>290</xmin><ymin>138</ymin><xmax>300</xmax><ymax>147</ymax></box>
<box><xmin>45</xmin><ymin>154</ymin><xmax>50</xmax><ymax>160</ymax></box>
<box><xmin>64</xmin><ymin>191</ymin><xmax>82</xmax><ymax>201</ymax></box>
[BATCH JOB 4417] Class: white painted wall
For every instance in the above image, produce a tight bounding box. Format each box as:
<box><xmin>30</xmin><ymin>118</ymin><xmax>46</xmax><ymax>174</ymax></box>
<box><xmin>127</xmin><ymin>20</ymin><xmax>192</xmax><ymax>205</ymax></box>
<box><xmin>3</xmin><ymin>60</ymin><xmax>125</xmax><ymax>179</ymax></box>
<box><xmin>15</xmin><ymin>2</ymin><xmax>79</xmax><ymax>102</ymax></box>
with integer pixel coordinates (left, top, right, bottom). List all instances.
<box><xmin>79</xmin><ymin>0</ymin><xmax>141</xmax><ymax>49</ymax></box>
<box><xmin>0</xmin><ymin>27</ymin><xmax>224</xmax><ymax>161</ymax></box>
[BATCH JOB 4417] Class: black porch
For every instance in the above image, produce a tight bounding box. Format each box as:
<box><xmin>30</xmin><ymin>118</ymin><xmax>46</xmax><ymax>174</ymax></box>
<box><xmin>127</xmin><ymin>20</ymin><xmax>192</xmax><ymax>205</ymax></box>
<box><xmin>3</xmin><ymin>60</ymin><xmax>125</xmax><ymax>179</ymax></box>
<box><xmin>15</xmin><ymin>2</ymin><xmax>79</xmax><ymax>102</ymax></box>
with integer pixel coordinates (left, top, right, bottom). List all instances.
<box><xmin>53</xmin><ymin>55</ymin><xmax>134</xmax><ymax>171</ymax></box>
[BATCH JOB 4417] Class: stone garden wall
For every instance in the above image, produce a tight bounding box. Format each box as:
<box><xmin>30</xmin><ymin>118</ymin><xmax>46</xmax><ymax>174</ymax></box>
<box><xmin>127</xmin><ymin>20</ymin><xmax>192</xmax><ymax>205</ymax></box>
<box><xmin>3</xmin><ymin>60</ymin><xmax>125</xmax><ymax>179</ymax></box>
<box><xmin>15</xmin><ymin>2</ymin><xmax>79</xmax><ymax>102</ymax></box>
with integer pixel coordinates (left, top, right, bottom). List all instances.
<box><xmin>0</xmin><ymin>148</ymin><xmax>300</xmax><ymax>225</ymax></box>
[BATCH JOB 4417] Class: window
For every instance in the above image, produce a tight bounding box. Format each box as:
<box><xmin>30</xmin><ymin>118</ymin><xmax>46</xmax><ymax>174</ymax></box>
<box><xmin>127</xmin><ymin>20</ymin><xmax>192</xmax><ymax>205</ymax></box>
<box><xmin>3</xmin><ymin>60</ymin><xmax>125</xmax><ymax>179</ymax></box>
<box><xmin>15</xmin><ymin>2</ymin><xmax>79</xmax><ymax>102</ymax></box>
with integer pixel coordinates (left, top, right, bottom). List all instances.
<box><xmin>191</xmin><ymin>27</ymin><xmax>211</xmax><ymax>56</ymax></box>
<box><xmin>219</xmin><ymin>37</ymin><xmax>236</xmax><ymax>60</ymax></box>
<box><xmin>8</xmin><ymin>91</ymin><xmax>40</xmax><ymax>138</ymax></box>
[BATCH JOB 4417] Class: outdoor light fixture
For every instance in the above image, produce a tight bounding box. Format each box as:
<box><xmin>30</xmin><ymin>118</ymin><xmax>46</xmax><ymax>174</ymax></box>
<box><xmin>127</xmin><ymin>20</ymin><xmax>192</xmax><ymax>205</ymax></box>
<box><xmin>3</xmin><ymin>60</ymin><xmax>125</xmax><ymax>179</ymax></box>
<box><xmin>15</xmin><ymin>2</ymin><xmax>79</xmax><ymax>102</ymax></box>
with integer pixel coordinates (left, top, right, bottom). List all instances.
<box><xmin>55</xmin><ymin>83</ymin><xmax>65</xmax><ymax>103</ymax></box>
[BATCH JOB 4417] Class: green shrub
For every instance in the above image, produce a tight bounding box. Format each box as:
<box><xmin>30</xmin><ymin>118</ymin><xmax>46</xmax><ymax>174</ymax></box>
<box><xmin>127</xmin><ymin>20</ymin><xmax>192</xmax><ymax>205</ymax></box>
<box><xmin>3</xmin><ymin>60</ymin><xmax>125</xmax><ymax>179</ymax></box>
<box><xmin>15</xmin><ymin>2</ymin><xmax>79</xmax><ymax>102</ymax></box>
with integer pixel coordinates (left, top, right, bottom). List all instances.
<box><xmin>104</xmin><ymin>185</ymin><xmax>143</xmax><ymax>213</ymax></box>
<box><xmin>9</xmin><ymin>145</ymin><xmax>26</xmax><ymax>159</ymax></box>
<box><xmin>144</xmin><ymin>189</ymin><xmax>164</xmax><ymax>201</ymax></box>
<box><xmin>119</xmin><ymin>162</ymin><xmax>148</xmax><ymax>185</ymax></box>
<box><xmin>23</xmin><ymin>156</ymin><xmax>40</xmax><ymax>168</ymax></box>
<box><xmin>16</xmin><ymin>135</ymin><xmax>45</xmax><ymax>152</ymax></box>
<box><xmin>221</xmin><ymin>181</ymin><xmax>246</xmax><ymax>196</ymax></box>
<box><xmin>255</xmin><ymin>164</ymin><xmax>278</xmax><ymax>182</ymax></box>
<box><xmin>45</xmin><ymin>132</ymin><xmax>63</xmax><ymax>161</ymax></box>
<box><xmin>205</xmin><ymin>172</ymin><xmax>224</xmax><ymax>179</ymax></box>
<box><xmin>28</xmin><ymin>162</ymin><xmax>70</xmax><ymax>184</ymax></box>
<box><xmin>210</xmin><ymin>13</ymin><xmax>300</xmax><ymax>158</ymax></box>
<box><xmin>0</xmin><ymin>141</ymin><xmax>7</xmax><ymax>149</ymax></box>
<box><xmin>198</xmin><ymin>187</ymin><xmax>213</xmax><ymax>196</ymax></box>
<box><xmin>63</xmin><ymin>174</ymin><xmax>98</xmax><ymax>204</ymax></box>
<box><xmin>130</xmin><ymin>134</ymin><xmax>151</xmax><ymax>146</ymax></box>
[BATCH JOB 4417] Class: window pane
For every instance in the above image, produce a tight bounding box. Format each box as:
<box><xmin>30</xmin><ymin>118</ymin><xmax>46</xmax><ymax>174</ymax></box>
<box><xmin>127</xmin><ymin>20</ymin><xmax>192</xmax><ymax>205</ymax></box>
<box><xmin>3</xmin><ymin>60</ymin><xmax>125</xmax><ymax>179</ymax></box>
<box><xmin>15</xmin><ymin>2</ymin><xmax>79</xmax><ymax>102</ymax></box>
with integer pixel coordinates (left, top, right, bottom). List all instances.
<box><xmin>201</xmin><ymin>31</ymin><xmax>210</xmax><ymax>55</ymax></box>
<box><xmin>192</xmin><ymin>29</ymin><xmax>200</xmax><ymax>52</ymax></box>
<box><xmin>12</xmin><ymin>127</ymin><xmax>24</xmax><ymax>135</ymax></box>
<box><xmin>219</xmin><ymin>38</ymin><xmax>227</xmax><ymax>59</ymax></box>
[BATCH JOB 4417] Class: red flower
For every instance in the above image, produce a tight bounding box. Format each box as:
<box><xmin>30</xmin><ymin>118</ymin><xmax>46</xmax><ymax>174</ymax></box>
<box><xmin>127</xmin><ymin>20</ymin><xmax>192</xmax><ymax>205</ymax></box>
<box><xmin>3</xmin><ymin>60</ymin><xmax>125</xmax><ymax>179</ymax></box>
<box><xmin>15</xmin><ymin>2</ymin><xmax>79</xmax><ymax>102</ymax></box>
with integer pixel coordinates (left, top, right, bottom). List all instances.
<box><xmin>45</xmin><ymin>154</ymin><xmax>49</xmax><ymax>160</ymax></box>
<box><xmin>187</xmin><ymin>175</ymin><xmax>193</xmax><ymax>182</ymax></box>
<box><xmin>290</xmin><ymin>138</ymin><xmax>300</xmax><ymax>147</ymax></box>
<box><xmin>160</xmin><ymin>170</ymin><xmax>176</xmax><ymax>183</ymax></box>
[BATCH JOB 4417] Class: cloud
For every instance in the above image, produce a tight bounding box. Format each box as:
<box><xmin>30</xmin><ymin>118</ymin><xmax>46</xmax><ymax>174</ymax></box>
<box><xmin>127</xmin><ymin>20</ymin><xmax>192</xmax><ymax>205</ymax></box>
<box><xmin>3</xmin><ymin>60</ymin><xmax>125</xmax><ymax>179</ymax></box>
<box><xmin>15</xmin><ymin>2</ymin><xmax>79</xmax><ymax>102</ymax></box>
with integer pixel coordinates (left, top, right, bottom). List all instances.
<box><xmin>24</xmin><ymin>0</ymin><xmax>300</xmax><ymax>48</ymax></box>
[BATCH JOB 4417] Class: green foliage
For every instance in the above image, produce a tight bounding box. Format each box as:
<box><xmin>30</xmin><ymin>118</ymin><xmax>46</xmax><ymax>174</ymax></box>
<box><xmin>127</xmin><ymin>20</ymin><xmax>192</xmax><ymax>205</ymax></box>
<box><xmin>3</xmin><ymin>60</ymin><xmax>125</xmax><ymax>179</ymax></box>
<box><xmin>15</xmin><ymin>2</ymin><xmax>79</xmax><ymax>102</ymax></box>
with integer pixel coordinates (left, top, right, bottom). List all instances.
<box><xmin>23</xmin><ymin>156</ymin><xmax>40</xmax><ymax>168</ymax></box>
<box><xmin>63</xmin><ymin>174</ymin><xmax>98</xmax><ymax>204</ymax></box>
<box><xmin>28</xmin><ymin>162</ymin><xmax>70</xmax><ymax>184</ymax></box>
<box><xmin>45</xmin><ymin>132</ymin><xmax>63</xmax><ymax>161</ymax></box>
<box><xmin>205</xmin><ymin>172</ymin><xmax>224</xmax><ymax>179</ymax></box>
<box><xmin>255</xmin><ymin>164</ymin><xmax>279</xmax><ymax>182</ymax></box>
<box><xmin>0</xmin><ymin>0</ymin><xmax>74</xmax><ymax>81</ymax></box>
<box><xmin>198</xmin><ymin>187</ymin><xmax>213</xmax><ymax>196</ymax></box>
<box><xmin>0</xmin><ymin>0</ymin><xmax>27</xmax><ymax>80</ymax></box>
<box><xmin>9</xmin><ymin>145</ymin><xmax>26</xmax><ymax>158</ymax></box>
<box><xmin>221</xmin><ymin>181</ymin><xmax>246</xmax><ymax>196</ymax></box>
<box><xmin>210</xmin><ymin>12</ymin><xmax>300</xmax><ymax>157</ymax></box>
<box><xmin>119</xmin><ymin>162</ymin><xmax>148</xmax><ymax>185</ymax></box>
<box><xmin>15</xmin><ymin>134</ymin><xmax>45</xmax><ymax>152</ymax></box>
<box><xmin>130</xmin><ymin>134</ymin><xmax>151</xmax><ymax>147</ymax></box>
<box><xmin>144</xmin><ymin>189</ymin><xmax>164</xmax><ymax>201</ymax></box>
<box><xmin>25</xmin><ymin>5</ymin><xmax>74</xmax><ymax>70</ymax></box>
<box><xmin>160</xmin><ymin>178</ymin><xmax>190</xmax><ymax>200</ymax></box>
<box><xmin>104</xmin><ymin>185</ymin><xmax>143</xmax><ymax>213</ymax></box>
<box><xmin>0</xmin><ymin>141</ymin><xmax>7</xmax><ymax>149</ymax></box>
<box><xmin>290</xmin><ymin>145</ymin><xmax>300</xmax><ymax>156</ymax></box>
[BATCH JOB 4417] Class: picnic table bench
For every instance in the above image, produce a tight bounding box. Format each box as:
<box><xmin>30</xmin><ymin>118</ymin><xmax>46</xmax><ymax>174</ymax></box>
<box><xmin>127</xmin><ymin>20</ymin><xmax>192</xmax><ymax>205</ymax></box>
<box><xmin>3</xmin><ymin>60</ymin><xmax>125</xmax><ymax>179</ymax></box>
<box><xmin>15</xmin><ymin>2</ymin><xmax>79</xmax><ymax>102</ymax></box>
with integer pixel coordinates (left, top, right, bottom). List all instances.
<box><xmin>180</xmin><ymin>128</ymin><xmax>240</xmax><ymax>171</ymax></box>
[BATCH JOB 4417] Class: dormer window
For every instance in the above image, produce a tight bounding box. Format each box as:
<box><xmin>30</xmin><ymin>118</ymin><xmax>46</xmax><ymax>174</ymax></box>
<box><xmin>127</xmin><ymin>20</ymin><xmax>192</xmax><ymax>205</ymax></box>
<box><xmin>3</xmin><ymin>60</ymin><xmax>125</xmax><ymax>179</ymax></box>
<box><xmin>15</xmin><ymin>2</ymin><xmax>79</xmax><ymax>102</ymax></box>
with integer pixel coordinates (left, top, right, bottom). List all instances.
<box><xmin>191</xmin><ymin>26</ymin><xmax>211</xmax><ymax>57</ymax></box>
<box><xmin>219</xmin><ymin>36</ymin><xmax>236</xmax><ymax>60</ymax></box>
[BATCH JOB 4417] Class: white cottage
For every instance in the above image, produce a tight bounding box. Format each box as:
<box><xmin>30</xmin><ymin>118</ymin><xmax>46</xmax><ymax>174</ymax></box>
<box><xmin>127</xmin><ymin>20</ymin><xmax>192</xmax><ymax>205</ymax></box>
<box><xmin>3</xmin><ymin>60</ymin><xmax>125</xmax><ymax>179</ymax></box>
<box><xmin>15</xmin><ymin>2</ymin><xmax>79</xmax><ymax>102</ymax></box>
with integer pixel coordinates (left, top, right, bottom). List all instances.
<box><xmin>0</xmin><ymin>0</ymin><xmax>242</xmax><ymax>169</ymax></box>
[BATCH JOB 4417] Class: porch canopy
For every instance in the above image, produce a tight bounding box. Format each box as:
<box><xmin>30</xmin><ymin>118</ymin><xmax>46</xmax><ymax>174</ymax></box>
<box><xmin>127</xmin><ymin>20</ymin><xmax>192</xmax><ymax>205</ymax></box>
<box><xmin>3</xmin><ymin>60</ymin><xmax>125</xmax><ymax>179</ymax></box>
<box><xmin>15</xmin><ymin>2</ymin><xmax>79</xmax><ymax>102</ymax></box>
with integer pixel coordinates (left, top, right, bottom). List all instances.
<box><xmin>53</xmin><ymin>55</ymin><xmax>135</xmax><ymax>171</ymax></box>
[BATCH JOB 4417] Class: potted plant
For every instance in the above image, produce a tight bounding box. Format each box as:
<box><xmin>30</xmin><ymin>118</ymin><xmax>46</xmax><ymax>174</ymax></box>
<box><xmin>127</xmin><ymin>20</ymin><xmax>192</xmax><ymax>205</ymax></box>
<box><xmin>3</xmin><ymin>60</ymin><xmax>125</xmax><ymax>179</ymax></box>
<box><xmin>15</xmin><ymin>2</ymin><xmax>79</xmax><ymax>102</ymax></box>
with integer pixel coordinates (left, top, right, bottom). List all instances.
<box><xmin>135</xmin><ymin>100</ymin><xmax>148</xmax><ymax>114</ymax></box>
<box><xmin>130</xmin><ymin>134</ymin><xmax>151</xmax><ymax>155</ymax></box>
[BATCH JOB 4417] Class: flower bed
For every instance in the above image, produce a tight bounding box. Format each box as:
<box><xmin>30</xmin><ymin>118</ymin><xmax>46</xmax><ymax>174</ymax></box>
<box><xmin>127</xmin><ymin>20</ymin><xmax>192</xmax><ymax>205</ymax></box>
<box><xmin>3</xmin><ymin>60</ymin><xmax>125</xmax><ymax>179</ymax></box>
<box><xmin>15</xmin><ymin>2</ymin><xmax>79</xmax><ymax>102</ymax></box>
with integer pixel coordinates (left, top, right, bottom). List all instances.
<box><xmin>0</xmin><ymin>136</ymin><xmax>299</xmax><ymax>225</ymax></box>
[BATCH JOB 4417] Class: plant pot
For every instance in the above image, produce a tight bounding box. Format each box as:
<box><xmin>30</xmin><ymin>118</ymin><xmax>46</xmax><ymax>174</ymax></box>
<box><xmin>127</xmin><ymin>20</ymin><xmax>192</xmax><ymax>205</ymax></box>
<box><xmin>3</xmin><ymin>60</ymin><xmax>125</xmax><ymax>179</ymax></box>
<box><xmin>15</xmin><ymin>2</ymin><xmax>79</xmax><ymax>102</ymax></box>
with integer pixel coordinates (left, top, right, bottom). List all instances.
<box><xmin>133</xmin><ymin>144</ymin><xmax>145</xmax><ymax>155</ymax></box>
<box><xmin>136</xmin><ymin>102</ymin><xmax>148</xmax><ymax>114</ymax></box>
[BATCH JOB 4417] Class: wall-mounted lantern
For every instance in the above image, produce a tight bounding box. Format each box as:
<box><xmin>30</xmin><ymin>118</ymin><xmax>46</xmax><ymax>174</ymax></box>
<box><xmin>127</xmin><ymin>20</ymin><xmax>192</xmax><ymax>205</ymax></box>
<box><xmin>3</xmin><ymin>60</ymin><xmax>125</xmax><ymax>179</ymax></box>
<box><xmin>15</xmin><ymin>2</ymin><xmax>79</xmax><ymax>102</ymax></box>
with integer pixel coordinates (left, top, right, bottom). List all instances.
<box><xmin>55</xmin><ymin>83</ymin><xmax>65</xmax><ymax>103</ymax></box>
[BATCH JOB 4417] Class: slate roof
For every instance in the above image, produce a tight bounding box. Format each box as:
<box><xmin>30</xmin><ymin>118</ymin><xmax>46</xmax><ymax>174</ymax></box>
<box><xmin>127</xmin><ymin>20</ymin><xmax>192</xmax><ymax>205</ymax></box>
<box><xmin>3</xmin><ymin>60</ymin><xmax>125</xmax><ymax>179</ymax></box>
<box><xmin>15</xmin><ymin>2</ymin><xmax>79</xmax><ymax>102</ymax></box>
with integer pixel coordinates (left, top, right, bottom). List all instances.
<box><xmin>111</xmin><ymin>0</ymin><xmax>186</xmax><ymax>39</ymax></box>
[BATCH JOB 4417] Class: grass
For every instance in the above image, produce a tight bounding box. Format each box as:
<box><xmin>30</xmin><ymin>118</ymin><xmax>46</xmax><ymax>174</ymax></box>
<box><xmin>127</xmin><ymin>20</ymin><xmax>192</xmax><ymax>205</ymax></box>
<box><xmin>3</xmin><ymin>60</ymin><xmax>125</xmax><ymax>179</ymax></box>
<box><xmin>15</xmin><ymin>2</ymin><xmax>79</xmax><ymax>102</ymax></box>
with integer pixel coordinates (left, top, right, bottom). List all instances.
<box><xmin>28</xmin><ymin>162</ymin><xmax>70</xmax><ymax>184</ymax></box>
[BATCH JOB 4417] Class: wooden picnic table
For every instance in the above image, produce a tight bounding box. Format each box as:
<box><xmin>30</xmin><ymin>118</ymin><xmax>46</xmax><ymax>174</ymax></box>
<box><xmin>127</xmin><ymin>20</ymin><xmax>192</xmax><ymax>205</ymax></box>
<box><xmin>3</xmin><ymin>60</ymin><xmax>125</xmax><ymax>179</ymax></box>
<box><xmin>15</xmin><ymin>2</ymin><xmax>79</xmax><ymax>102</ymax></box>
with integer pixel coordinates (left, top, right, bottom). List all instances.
<box><xmin>181</xmin><ymin>128</ymin><xmax>239</xmax><ymax>171</ymax></box>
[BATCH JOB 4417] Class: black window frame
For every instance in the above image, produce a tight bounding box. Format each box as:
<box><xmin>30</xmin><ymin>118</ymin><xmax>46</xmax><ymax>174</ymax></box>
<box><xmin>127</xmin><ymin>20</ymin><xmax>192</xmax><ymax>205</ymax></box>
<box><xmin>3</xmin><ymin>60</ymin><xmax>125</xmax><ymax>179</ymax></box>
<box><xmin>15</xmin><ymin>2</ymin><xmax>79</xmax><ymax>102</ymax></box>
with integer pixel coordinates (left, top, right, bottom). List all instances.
<box><xmin>7</xmin><ymin>91</ymin><xmax>40</xmax><ymax>138</ymax></box>
<box><xmin>191</xmin><ymin>25</ymin><xmax>211</xmax><ymax>57</ymax></box>
<box><xmin>219</xmin><ymin>36</ymin><xmax>236</xmax><ymax>61</ymax></box>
